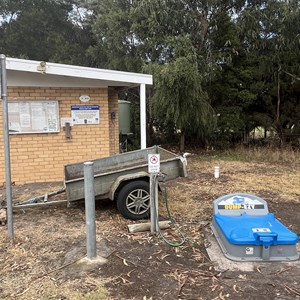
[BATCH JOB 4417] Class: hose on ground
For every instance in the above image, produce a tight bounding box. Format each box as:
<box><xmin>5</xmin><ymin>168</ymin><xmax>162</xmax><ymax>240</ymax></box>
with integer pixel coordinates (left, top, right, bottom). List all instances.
<box><xmin>153</xmin><ymin>173</ymin><xmax>186</xmax><ymax>247</ymax></box>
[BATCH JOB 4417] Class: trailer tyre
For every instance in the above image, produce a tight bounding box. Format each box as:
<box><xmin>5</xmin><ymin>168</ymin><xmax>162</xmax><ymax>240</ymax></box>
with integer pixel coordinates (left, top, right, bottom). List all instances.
<box><xmin>117</xmin><ymin>181</ymin><xmax>150</xmax><ymax>220</ymax></box>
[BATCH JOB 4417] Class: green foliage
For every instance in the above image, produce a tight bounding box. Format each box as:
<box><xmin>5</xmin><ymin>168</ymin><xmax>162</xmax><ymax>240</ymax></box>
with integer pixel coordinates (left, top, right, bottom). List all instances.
<box><xmin>87</xmin><ymin>0</ymin><xmax>142</xmax><ymax>71</ymax></box>
<box><xmin>147</xmin><ymin>38</ymin><xmax>215</xmax><ymax>133</ymax></box>
<box><xmin>236</xmin><ymin>0</ymin><xmax>300</xmax><ymax>143</ymax></box>
<box><xmin>0</xmin><ymin>0</ymin><xmax>93</xmax><ymax>65</ymax></box>
<box><xmin>0</xmin><ymin>0</ymin><xmax>299</xmax><ymax>148</ymax></box>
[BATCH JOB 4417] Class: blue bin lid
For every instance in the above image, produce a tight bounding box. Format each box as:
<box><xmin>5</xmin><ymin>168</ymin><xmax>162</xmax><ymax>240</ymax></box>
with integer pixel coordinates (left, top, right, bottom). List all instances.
<box><xmin>214</xmin><ymin>213</ymin><xmax>299</xmax><ymax>246</ymax></box>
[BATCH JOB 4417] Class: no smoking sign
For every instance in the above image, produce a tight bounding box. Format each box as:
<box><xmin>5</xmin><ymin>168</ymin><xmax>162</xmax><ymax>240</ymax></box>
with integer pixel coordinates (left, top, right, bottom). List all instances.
<box><xmin>148</xmin><ymin>154</ymin><xmax>160</xmax><ymax>173</ymax></box>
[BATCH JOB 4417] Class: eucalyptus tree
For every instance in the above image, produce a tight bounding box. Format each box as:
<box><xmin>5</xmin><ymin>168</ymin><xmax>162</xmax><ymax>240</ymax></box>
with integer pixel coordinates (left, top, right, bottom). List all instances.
<box><xmin>67</xmin><ymin>0</ymin><xmax>251</xmax><ymax>149</ymax></box>
<box><xmin>237</xmin><ymin>0</ymin><xmax>300</xmax><ymax>144</ymax></box>
<box><xmin>130</xmin><ymin>0</ymin><xmax>245</xmax><ymax>149</ymax></box>
<box><xmin>144</xmin><ymin>36</ymin><xmax>216</xmax><ymax>151</ymax></box>
<box><xmin>85</xmin><ymin>0</ymin><xmax>142</xmax><ymax>71</ymax></box>
<box><xmin>85</xmin><ymin>0</ymin><xmax>300</xmax><ymax>147</ymax></box>
<box><xmin>0</xmin><ymin>0</ymin><xmax>93</xmax><ymax>65</ymax></box>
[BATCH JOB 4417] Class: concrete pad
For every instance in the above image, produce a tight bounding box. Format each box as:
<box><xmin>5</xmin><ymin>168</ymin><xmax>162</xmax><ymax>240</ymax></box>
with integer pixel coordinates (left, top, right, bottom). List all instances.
<box><xmin>61</xmin><ymin>255</ymin><xmax>107</xmax><ymax>277</ymax></box>
<box><xmin>78</xmin><ymin>256</ymin><xmax>107</xmax><ymax>265</ymax></box>
<box><xmin>64</xmin><ymin>239</ymin><xmax>114</xmax><ymax>264</ymax></box>
<box><xmin>205</xmin><ymin>227</ymin><xmax>255</xmax><ymax>272</ymax></box>
<box><xmin>204</xmin><ymin>225</ymin><xmax>300</xmax><ymax>272</ymax></box>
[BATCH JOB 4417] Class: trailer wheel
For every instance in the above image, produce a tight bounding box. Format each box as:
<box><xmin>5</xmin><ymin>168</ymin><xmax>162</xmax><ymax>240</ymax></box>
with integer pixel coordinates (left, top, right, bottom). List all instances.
<box><xmin>117</xmin><ymin>180</ymin><xmax>150</xmax><ymax>220</ymax></box>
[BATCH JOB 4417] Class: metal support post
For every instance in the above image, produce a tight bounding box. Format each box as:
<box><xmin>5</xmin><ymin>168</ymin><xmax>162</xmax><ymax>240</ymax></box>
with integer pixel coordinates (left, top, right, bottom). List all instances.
<box><xmin>150</xmin><ymin>173</ymin><xmax>159</xmax><ymax>234</ymax></box>
<box><xmin>0</xmin><ymin>54</ymin><xmax>13</xmax><ymax>240</ymax></box>
<box><xmin>84</xmin><ymin>161</ymin><xmax>97</xmax><ymax>259</ymax></box>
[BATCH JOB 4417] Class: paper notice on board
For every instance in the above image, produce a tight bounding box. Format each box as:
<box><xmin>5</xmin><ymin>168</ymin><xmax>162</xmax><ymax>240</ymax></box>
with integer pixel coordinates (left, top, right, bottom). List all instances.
<box><xmin>31</xmin><ymin>103</ymin><xmax>46</xmax><ymax>130</ymax></box>
<box><xmin>20</xmin><ymin>114</ymin><xmax>31</xmax><ymax>127</ymax></box>
<box><xmin>8</xmin><ymin>103</ymin><xmax>19</xmax><ymax>113</ymax></box>
<box><xmin>46</xmin><ymin>102</ymin><xmax>57</xmax><ymax>116</ymax></box>
<box><xmin>48</xmin><ymin>119</ymin><xmax>58</xmax><ymax>131</ymax></box>
<box><xmin>19</xmin><ymin>103</ymin><xmax>30</xmax><ymax>114</ymax></box>
<box><xmin>9</xmin><ymin>122</ymin><xmax>21</xmax><ymax>132</ymax></box>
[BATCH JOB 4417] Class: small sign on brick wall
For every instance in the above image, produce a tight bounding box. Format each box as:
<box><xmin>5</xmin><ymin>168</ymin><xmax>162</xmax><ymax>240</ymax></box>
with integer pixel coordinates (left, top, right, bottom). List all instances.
<box><xmin>71</xmin><ymin>105</ymin><xmax>100</xmax><ymax>125</ymax></box>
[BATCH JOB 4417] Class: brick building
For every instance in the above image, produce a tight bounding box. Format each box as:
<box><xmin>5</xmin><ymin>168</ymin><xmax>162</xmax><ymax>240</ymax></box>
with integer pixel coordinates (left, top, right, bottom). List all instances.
<box><xmin>0</xmin><ymin>58</ymin><xmax>152</xmax><ymax>184</ymax></box>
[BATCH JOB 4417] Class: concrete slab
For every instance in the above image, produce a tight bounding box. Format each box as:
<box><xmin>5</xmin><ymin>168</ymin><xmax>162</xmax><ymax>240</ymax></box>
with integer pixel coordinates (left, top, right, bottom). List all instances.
<box><xmin>205</xmin><ymin>227</ymin><xmax>255</xmax><ymax>272</ymax></box>
<box><xmin>64</xmin><ymin>239</ymin><xmax>114</xmax><ymax>264</ymax></box>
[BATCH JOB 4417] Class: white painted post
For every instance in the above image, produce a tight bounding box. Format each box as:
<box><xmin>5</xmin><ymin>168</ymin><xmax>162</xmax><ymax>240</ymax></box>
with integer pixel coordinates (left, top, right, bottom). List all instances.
<box><xmin>84</xmin><ymin>161</ymin><xmax>97</xmax><ymax>259</ymax></box>
<box><xmin>140</xmin><ymin>83</ymin><xmax>146</xmax><ymax>149</ymax></box>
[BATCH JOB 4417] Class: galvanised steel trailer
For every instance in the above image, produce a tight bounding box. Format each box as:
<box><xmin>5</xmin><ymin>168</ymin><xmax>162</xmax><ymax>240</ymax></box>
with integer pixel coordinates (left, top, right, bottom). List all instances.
<box><xmin>64</xmin><ymin>146</ymin><xmax>188</xmax><ymax>220</ymax></box>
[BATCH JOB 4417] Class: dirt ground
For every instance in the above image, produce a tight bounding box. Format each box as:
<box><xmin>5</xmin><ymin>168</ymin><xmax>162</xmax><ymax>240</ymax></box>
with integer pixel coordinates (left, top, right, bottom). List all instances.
<box><xmin>0</xmin><ymin>153</ymin><xmax>300</xmax><ymax>300</ymax></box>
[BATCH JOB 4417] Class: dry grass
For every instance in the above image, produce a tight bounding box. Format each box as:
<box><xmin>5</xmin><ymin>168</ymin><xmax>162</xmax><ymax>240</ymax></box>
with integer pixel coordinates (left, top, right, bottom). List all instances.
<box><xmin>0</xmin><ymin>207</ymin><xmax>110</xmax><ymax>300</ymax></box>
<box><xmin>1</xmin><ymin>147</ymin><xmax>300</xmax><ymax>299</ymax></box>
<box><xmin>162</xmin><ymin>148</ymin><xmax>300</xmax><ymax>221</ymax></box>
<box><xmin>221</xmin><ymin>145</ymin><xmax>300</xmax><ymax>164</ymax></box>
<box><xmin>0</xmin><ymin>273</ymin><xmax>108</xmax><ymax>300</ymax></box>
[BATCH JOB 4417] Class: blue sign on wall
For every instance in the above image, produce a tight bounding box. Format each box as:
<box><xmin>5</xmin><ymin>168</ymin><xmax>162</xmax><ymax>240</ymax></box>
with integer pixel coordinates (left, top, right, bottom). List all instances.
<box><xmin>71</xmin><ymin>105</ymin><xmax>100</xmax><ymax>124</ymax></box>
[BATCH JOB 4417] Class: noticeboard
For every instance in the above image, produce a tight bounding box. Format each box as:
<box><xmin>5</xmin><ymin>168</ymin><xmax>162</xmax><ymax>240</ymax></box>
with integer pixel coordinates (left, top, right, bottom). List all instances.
<box><xmin>8</xmin><ymin>100</ymin><xmax>60</xmax><ymax>134</ymax></box>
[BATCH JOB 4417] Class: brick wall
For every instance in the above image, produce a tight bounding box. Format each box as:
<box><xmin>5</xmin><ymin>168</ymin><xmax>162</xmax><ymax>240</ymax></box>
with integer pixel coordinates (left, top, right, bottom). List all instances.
<box><xmin>0</xmin><ymin>87</ymin><xmax>119</xmax><ymax>184</ymax></box>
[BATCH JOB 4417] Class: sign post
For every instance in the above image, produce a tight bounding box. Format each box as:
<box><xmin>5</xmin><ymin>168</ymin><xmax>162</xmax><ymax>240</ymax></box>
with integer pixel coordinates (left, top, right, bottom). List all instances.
<box><xmin>0</xmin><ymin>54</ymin><xmax>14</xmax><ymax>240</ymax></box>
<box><xmin>148</xmin><ymin>154</ymin><xmax>160</xmax><ymax>234</ymax></box>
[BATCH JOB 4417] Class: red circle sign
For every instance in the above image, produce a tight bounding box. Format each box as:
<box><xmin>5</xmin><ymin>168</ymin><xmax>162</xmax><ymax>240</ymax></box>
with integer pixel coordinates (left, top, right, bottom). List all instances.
<box><xmin>150</xmin><ymin>155</ymin><xmax>158</xmax><ymax>164</ymax></box>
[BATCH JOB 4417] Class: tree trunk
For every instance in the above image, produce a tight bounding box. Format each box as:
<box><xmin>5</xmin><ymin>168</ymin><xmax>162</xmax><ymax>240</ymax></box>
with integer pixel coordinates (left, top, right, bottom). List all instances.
<box><xmin>264</xmin><ymin>128</ymin><xmax>267</xmax><ymax>139</ymax></box>
<box><xmin>147</xmin><ymin>118</ymin><xmax>154</xmax><ymax>146</ymax></box>
<box><xmin>277</xmin><ymin>67</ymin><xmax>284</xmax><ymax>147</ymax></box>
<box><xmin>179</xmin><ymin>132</ymin><xmax>185</xmax><ymax>152</ymax></box>
<box><xmin>276</xmin><ymin>67</ymin><xmax>281</xmax><ymax>124</ymax></box>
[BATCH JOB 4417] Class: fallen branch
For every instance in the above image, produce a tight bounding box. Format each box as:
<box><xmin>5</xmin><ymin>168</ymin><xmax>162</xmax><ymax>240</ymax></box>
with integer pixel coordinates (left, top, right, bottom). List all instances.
<box><xmin>275</xmin><ymin>266</ymin><xmax>294</xmax><ymax>275</ymax></box>
<box><xmin>127</xmin><ymin>221</ymin><xmax>171</xmax><ymax>233</ymax></box>
<box><xmin>40</xmin><ymin>256</ymin><xmax>85</xmax><ymax>277</ymax></box>
<box><xmin>285</xmin><ymin>285</ymin><xmax>300</xmax><ymax>297</ymax></box>
<box><xmin>177</xmin><ymin>276</ymin><xmax>187</xmax><ymax>298</ymax></box>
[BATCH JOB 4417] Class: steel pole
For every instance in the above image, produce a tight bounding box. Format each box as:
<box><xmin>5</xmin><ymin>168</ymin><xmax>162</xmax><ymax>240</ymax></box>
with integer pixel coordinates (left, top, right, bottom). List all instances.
<box><xmin>84</xmin><ymin>161</ymin><xmax>97</xmax><ymax>259</ymax></box>
<box><xmin>0</xmin><ymin>54</ymin><xmax>13</xmax><ymax>240</ymax></box>
<box><xmin>150</xmin><ymin>174</ymin><xmax>159</xmax><ymax>234</ymax></box>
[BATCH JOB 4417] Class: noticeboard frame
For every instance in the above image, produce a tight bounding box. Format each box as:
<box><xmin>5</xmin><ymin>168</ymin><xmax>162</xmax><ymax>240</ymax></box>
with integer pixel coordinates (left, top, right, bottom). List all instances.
<box><xmin>8</xmin><ymin>100</ymin><xmax>60</xmax><ymax>134</ymax></box>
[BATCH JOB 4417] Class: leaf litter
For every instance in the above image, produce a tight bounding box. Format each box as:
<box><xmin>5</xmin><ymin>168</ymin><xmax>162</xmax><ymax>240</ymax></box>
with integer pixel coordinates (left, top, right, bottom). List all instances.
<box><xmin>0</xmin><ymin>155</ymin><xmax>299</xmax><ymax>299</ymax></box>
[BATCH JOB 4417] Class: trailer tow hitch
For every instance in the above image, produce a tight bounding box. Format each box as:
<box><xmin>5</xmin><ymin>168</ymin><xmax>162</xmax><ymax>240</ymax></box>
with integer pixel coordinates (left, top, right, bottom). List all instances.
<box><xmin>11</xmin><ymin>186</ymin><xmax>67</xmax><ymax>208</ymax></box>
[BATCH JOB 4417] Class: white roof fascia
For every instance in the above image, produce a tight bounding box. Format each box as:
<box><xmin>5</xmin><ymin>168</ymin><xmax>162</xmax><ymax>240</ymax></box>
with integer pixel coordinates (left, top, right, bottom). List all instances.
<box><xmin>6</xmin><ymin>57</ymin><xmax>153</xmax><ymax>86</ymax></box>
<box><xmin>7</xmin><ymin>70</ymin><xmax>136</xmax><ymax>88</ymax></box>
